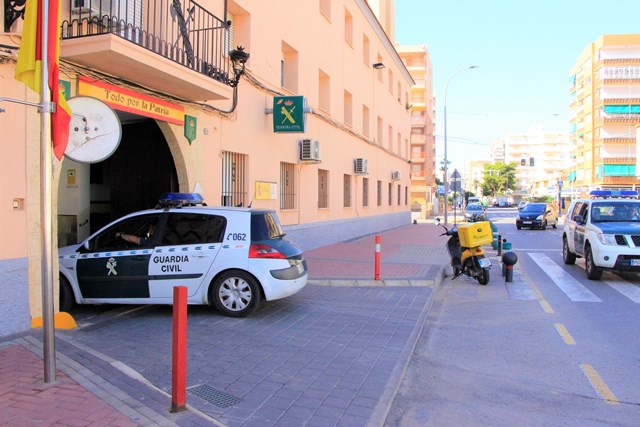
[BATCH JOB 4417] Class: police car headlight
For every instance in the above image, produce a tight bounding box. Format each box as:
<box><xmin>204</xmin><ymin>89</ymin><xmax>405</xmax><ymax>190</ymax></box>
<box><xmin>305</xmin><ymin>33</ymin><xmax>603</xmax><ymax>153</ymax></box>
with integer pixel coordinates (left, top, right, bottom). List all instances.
<box><xmin>597</xmin><ymin>233</ymin><xmax>617</xmax><ymax>246</ymax></box>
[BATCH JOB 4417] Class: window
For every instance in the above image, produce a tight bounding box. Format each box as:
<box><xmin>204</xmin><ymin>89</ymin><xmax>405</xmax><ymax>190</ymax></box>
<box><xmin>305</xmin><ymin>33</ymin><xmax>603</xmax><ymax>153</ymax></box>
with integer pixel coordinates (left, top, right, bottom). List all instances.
<box><xmin>281</xmin><ymin>41</ymin><xmax>299</xmax><ymax>92</ymax></box>
<box><xmin>344</xmin><ymin>8</ymin><xmax>353</xmax><ymax>46</ymax></box>
<box><xmin>388</xmin><ymin>125</ymin><xmax>393</xmax><ymax>151</ymax></box>
<box><xmin>224</xmin><ymin>12</ymin><xmax>235</xmax><ymax>57</ymax></box>
<box><xmin>377</xmin><ymin>116</ymin><xmax>383</xmax><ymax>145</ymax></box>
<box><xmin>318</xmin><ymin>169</ymin><xmax>329</xmax><ymax>208</ymax></box>
<box><xmin>280</xmin><ymin>162</ymin><xmax>296</xmax><ymax>210</ymax></box>
<box><xmin>162</xmin><ymin>213</ymin><xmax>226</xmax><ymax>245</ymax></box>
<box><xmin>388</xmin><ymin>69</ymin><xmax>393</xmax><ymax>93</ymax></box>
<box><xmin>320</xmin><ymin>0</ymin><xmax>331</xmax><ymax>20</ymax></box>
<box><xmin>405</xmin><ymin>186</ymin><xmax>409</xmax><ymax>205</ymax></box>
<box><xmin>319</xmin><ymin>69</ymin><xmax>330</xmax><ymax>113</ymax></box>
<box><xmin>344</xmin><ymin>90</ymin><xmax>353</xmax><ymax>126</ymax></box>
<box><xmin>363</xmin><ymin>177</ymin><xmax>369</xmax><ymax>207</ymax></box>
<box><xmin>377</xmin><ymin>180</ymin><xmax>382</xmax><ymax>206</ymax></box>
<box><xmin>221</xmin><ymin>151</ymin><xmax>247</xmax><ymax>207</ymax></box>
<box><xmin>397</xmin><ymin>184</ymin><xmax>401</xmax><ymax>205</ymax></box>
<box><xmin>362</xmin><ymin>34</ymin><xmax>370</xmax><ymax>65</ymax></box>
<box><xmin>388</xmin><ymin>183</ymin><xmax>392</xmax><ymax>206</ymax></box>
<box><xmin>363</xmin><ymin>105</ymin><xmax>370</xmax><ymax>136</ymax></box>
<box><xmin>397</xmin><ymin>82</ymin><xmax>402</xmax><ymax>103</ymax></box>
<box><xmin>343</xmin><ymin>174</ymin><xmax>351</xmax><ymax>207</ymax></box>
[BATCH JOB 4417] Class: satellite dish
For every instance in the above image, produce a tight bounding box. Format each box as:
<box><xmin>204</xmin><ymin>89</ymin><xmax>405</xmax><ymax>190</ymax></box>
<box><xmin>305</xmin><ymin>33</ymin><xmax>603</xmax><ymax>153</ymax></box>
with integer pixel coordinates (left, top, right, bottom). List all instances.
<box><xmin>65</xmin><ymin>96</ymin><xmax>122</xmax><ymax>163</ymax></box>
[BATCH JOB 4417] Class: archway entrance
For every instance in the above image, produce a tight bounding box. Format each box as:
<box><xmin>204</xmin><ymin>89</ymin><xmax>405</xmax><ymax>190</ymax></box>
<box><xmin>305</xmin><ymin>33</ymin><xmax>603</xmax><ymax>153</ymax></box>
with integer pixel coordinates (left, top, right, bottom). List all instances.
<box><xmin>89</xmin><ymin>119</ymin><xmax>178</xmax><ymax>234</ymax></box>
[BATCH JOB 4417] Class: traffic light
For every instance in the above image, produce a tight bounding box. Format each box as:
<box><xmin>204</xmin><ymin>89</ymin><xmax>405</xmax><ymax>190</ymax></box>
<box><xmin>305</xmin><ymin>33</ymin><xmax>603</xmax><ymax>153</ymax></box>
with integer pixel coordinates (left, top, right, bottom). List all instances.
<box><xmin>529</xmin><ymin>157</ymin><xmax>535</xmax><ymax>166</ymax></box>
<box><xmin>521</xmin><ymin>158</ymin><xmax>526</xmax><ymax>166</ymax></box>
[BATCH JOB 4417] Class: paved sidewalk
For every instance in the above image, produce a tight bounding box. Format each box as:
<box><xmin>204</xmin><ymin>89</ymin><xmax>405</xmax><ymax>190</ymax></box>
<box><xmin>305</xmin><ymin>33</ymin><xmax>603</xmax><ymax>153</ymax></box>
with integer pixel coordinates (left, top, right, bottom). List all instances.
<box><xmin>0</xmin><ymin>221</ymin><xmax>452</xmax><ymax>427</ymax></box>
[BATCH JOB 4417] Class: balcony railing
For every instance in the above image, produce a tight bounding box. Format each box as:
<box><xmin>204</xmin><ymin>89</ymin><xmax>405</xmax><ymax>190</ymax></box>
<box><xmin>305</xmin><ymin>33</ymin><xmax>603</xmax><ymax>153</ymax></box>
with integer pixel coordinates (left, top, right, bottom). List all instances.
<box><xmin>61</xmin><ymin>0</ymin><xmax>233</xmax><ymax>87</ymax></box>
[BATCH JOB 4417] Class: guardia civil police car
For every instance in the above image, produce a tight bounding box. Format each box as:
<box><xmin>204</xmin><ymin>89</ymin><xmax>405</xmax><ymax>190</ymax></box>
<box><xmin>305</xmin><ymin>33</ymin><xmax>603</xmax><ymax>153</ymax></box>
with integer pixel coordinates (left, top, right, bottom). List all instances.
<box><xmin>563</xmin><ymin>190</ymin><xmax>640</xmax><ymax>280</ymax></box>
<box><xmin>58</xmin><ymin>193</ymin><xmax>307</xmax><ymax>317</ymax></box>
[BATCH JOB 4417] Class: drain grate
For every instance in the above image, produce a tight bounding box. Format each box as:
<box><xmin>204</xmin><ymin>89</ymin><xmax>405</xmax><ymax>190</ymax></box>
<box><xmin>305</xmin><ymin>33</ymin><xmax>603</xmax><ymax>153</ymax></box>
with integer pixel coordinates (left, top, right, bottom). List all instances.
<box><xmin>188</xmin><ymin>384</ymin><xmax>242</xmax><ymax>408</ymax></box>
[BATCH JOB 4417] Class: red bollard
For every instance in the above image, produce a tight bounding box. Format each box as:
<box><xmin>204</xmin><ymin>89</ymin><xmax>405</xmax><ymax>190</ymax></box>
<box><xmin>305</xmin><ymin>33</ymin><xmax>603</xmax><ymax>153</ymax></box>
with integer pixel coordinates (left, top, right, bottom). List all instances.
<box><xmin>171</xmin><ymin>286</ymin><xmax>188</xmax><ymax>412</ymax></box>
<box><xmin>375</xmin><ymin>235</ymin><xmax>381</xmax><ymax>280</ymax></box>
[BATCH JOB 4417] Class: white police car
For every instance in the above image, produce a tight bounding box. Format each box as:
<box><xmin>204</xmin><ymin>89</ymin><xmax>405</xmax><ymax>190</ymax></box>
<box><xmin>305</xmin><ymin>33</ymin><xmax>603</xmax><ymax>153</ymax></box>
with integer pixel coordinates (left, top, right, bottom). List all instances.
<box><xmin>58</xmin><ymin>193</ymin><xmax>307</xmax><ymax>317</ymax></box>
<box><xmin>563</xmin><ymin>190</ymin><xmax>640</xmax><ymax>280</ymax></box>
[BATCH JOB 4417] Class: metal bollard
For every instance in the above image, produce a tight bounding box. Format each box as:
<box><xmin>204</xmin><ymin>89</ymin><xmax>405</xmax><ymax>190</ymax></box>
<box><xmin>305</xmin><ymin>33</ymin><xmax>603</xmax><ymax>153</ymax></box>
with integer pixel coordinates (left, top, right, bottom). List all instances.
<box><xmin>502</xmin><ymin>252</ymin><xmax>518</xmax><ymax>283</ymax></box>
<box><xmin>497</xmin><ymin>234</ymin><xmax>502</xmax><ymax>256</ymax></box>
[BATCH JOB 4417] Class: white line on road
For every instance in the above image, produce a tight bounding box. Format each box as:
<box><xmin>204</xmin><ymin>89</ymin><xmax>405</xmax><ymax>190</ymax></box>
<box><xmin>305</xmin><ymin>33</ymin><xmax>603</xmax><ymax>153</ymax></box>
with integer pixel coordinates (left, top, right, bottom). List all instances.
<box><xmin>528</xmin><ymin>252</ymin><xmax>602</xmax><ymax>302</ymax></box>
<box><xmin>574</xmin><ymin>261</ymin><xmax>640</xmax><ymax>303</ymax></box>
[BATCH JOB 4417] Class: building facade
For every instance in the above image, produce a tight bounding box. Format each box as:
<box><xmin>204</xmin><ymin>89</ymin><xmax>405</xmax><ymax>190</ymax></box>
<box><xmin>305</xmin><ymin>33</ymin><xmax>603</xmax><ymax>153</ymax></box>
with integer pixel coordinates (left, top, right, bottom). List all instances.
<box><xmin>396</xmin><ymin>45</ymin><xmax>436</xmax><ymax>217</ymax></box>
<box><xmin>503</xmin><ymin>126</ymin><xmax>570</xmax><ymax>199</ymax></box>
<box><xmin>569</xmin><ymin>34</ymin><xmax>640</xmax><ymax>196</ymax></box>
<box><xmin>1</xmin><ymin>0</ymin><xmax>413</xmax><ymax>332</ymax></box>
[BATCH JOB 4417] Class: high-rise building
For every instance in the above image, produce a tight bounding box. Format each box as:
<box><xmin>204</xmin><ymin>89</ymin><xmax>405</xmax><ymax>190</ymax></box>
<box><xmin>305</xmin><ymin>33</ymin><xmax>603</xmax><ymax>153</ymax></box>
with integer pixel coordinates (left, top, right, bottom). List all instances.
<box><xmin>397</xmin><ymin>45</ymin><xmax>436</xmax><ymax>217</ymax></box>
<box><xmin>569</xmin><ymin>34</ymin><xmax>640</xmax><ymax>195</ymax></box>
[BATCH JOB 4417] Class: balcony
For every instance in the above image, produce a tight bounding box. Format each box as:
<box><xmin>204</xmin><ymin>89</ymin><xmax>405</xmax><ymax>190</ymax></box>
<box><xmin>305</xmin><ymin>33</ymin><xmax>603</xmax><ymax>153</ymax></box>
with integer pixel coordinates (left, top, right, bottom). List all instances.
<box><xmin>59</xmin><ymin>0</ymin><xmax>234</xmax><ymax>102</ymax></box>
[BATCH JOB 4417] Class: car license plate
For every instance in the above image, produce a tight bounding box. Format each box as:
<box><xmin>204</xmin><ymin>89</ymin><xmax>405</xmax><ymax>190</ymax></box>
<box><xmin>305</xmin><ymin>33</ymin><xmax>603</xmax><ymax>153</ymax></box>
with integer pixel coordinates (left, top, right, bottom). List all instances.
<box><xmin>478</xmin><ymin>258</ymin><xmax>492</xmax><ymax>268</ymax></box>
<box><xmin>522</xmin><ymin>221</ymin><xmax>531</xmax><ymax>224</ymax></box>
<box><xmin>631</xmin><ymin>259</ymin><xmax>640</xmax><ymax>267</ymax></box>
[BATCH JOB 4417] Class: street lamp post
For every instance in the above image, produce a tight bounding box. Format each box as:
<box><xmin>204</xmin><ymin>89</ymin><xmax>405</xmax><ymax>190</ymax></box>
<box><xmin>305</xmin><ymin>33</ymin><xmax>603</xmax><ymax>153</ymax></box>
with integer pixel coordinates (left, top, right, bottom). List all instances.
<box><xmin>444</xmin><ymin>66</ymin><xmax>478</xmax><ymax>225</ymax></box>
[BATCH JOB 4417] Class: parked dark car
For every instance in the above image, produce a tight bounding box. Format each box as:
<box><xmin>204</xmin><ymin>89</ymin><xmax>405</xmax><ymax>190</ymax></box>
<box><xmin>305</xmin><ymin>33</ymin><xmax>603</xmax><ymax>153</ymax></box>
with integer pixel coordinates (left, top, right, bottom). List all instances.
<box><xmin>516</xmin><ymin>203</ymin><xmax>558</xmax><ymax>230</ymax></box>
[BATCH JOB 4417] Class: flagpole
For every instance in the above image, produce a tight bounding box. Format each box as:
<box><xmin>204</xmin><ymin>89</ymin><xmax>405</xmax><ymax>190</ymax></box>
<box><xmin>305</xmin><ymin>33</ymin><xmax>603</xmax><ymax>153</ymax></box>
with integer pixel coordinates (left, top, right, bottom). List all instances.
<box><xmin>40</xmin><ymin>0</ymin><xmax>57</xmax><ymax>383</ymax></box>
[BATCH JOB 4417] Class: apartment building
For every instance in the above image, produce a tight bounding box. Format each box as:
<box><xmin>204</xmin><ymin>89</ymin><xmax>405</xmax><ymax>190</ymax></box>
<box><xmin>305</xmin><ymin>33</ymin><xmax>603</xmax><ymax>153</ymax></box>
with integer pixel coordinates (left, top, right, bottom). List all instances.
<box><xmin>1</xmin><ymin>0</ymin><xmax>413</xmax><ymax>329</ymax></box>
<box><xmin>569</xmin><ymin>34</ymin><xmax>640</xmax><ymax>195</ymax></box>
<box><xmin>504</xmin><ymin>126</ymin><xmax>570</xmax><ymax>198</ymax></box>
<box><xmin>396</xmin><ymin>45</ymin><xmax>436</xmax><ymax>217</ymax></box>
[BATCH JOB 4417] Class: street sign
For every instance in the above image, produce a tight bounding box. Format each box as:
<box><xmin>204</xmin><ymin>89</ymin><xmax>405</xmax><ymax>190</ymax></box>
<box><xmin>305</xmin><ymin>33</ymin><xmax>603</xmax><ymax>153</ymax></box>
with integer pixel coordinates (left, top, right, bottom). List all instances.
<box><xmin>557</xmin><ymin>180</ymin><xmax>563</xmax><ymax>188</ymax></box>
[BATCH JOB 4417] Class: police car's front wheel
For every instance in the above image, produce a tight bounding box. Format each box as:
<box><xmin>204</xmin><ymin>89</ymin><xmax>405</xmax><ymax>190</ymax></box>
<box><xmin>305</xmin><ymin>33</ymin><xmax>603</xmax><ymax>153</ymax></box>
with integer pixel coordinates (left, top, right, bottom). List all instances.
<box><xmin>211</xmin><ymin>270</ymin><xmax>261</xmax><ymax>317</ymax></box>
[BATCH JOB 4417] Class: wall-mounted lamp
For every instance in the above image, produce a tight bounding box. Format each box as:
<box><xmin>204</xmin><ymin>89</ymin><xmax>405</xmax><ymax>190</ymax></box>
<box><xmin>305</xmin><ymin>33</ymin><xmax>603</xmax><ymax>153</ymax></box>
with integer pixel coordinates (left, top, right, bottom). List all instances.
<box><xmin>372</xmin><ymin>62</ymin><xmax>385</xmax><ymax>69</ymax></box>
<box><xmin>228</xmin><ymin>46</ymin><xmax>250</xmax><ymax>88</ymax></box>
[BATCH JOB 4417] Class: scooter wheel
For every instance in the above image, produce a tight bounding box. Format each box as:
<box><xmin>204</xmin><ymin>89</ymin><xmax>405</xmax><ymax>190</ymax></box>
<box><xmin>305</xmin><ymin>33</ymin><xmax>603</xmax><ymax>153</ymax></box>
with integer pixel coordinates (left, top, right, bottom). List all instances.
<box><xmin>477</xmin><ymin>268</ymin><xmax>490</xmax><ymax>285</ymax></box>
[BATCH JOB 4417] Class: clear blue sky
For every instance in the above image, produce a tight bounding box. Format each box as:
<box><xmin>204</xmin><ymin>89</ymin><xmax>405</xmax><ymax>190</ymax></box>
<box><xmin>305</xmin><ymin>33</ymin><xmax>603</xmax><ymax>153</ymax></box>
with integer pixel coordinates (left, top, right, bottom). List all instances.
<box><xmin>394</xmin><ymin>0</ymin><xmax>640</xmax><ymax>175</ymax></box>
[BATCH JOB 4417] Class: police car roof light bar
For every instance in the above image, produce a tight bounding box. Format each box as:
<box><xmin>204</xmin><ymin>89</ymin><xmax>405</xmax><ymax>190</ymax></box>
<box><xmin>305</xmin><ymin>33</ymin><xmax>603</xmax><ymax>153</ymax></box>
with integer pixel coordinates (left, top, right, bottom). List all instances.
<box><xmin>589</xmin><ymin>190</ymin><xmax>639</xmax><ymax>199</ymax></box>
<box><xmin>157</xmin><ymin>192</ymin><xmax>206</xmax><ymax>208</ymax></box>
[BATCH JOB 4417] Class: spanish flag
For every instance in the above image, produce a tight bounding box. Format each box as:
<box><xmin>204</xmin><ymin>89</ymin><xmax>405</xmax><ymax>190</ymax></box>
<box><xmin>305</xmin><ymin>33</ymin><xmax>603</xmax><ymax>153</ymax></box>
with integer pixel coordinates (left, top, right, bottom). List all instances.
<box><xmin>15</xmin><ymin>0</ymin><xmax>71</xmax><ymax>160</ymax></box>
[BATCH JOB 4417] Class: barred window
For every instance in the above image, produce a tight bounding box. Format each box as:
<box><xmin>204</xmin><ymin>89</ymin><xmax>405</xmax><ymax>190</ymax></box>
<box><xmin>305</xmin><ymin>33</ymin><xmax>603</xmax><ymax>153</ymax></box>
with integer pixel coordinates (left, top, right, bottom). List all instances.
<box><xmin>221</xmin><ymin>151</ymin><xmax>247</xmax><ymax>207</ymax></box>
<box><xmin>363</xmin><ymin>178</ymin><xmax>369</xmax><ymax>207</ymax></box>
<box><xmin>318</xmin><ymin>169</ymin><xmax>329</xmax><ymax>208</ymax></box>
<box><xmin>280</xmin><ymin>162</ymin><xmax>296</xmax><ymax>210</ymax></box>
<box><xmin>343</xmin><ymin>174</ymin><xmax>351</xmax><ymax>207</ymax></box>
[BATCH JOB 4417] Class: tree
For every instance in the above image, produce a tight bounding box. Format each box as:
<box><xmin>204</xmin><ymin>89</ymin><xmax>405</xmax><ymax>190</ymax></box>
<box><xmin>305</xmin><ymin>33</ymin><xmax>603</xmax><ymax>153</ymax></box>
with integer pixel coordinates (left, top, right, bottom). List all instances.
<box><xmin>480</xmin><ymin>162</ymin><xmax>518</xmax><ymax>197</ymax></box>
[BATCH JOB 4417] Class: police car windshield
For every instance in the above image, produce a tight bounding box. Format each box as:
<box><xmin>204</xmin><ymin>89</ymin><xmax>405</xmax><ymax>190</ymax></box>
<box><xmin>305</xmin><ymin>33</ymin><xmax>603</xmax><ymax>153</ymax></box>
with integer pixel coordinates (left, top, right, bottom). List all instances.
<box><xmin>592</xmin><ymin>202</ymin><xmax>640</xmax><ymax>222</ymax></box>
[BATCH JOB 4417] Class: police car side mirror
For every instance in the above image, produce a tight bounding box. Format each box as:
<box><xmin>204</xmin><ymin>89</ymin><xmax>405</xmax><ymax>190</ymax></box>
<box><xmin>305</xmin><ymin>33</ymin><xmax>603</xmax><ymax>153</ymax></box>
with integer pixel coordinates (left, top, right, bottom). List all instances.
<box><xmin>83</xmin><ymin>240</ymin><xmax>93</xmax><ymax>251</ymax></box>
<box><xmin>573</xmin><ymin>214</ymin><xmax>584</xmax><ymax>224</ymax></box>
<box><xmin>435</xmin><ymin>218</ymin><xmax>441</xmax><ymax>226</ymax></box>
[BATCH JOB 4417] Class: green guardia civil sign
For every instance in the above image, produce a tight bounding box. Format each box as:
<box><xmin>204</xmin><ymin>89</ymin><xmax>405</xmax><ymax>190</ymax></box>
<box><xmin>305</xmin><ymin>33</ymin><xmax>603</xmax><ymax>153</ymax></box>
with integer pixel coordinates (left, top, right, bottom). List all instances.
<box><xmin>273</xmin><ymin>96</ymin><xmax>305</xmax><ymax>133</ymax></box>
<box><xmin>184</xmin><ymin>115</ymin><xmax>197</xmax><ymax>144</ymax></box>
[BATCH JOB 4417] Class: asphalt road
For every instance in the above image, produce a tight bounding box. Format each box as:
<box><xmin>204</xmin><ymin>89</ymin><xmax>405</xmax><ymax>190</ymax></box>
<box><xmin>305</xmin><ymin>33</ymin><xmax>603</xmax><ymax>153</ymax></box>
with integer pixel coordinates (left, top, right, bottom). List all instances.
<box><xmin>385</xmin><ymin>209</ymin><xmax>640</xmax><ymax>427</ymax></box>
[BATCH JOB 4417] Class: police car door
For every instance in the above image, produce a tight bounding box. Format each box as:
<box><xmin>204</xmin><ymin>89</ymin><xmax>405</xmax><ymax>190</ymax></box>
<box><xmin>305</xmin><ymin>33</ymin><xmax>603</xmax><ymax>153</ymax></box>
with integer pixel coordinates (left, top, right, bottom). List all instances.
<box><xmin>149</xmin><ymin>212</ymin><xmax>225</xmax><ymax>299</ymax></box>
<box><xmin>573</xmin><ymin>202</ymin><xmax>588</xmax><ymax>256</ymax></box>
<box><xmin>75</xmin><ymin>214</ymin><xmax>162</xmax><ymax>301</ymax></box>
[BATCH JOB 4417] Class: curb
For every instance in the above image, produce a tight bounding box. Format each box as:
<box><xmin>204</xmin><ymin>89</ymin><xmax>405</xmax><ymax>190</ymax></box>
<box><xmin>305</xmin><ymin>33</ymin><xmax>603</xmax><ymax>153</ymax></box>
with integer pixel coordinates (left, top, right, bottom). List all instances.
<box><xmin>369</xmin><ymin>264</ymin><xmax>446</xmax><ymax>426</ymax></box>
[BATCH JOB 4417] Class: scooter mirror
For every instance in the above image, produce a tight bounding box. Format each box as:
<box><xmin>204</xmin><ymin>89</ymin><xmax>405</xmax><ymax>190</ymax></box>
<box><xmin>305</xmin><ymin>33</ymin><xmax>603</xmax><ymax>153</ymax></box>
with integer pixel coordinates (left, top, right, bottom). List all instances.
<box><xmin>435</xmin><ymin>218</ymin><xmax>441</xmax><ymax>226</ymax></box>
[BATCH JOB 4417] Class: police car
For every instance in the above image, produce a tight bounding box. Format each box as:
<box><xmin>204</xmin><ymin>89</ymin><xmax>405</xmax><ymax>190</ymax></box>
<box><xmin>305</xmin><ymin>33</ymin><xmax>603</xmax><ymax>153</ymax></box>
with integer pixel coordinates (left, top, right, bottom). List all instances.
<box><xmin>58</xmin><ymin>193</ymin><xmax>308</xmax><ymax>317</ymax></box>
<box><xmin>563</xmin><ymin>190</ymin><xmax>640</xmax><ymax>280</ymax></box>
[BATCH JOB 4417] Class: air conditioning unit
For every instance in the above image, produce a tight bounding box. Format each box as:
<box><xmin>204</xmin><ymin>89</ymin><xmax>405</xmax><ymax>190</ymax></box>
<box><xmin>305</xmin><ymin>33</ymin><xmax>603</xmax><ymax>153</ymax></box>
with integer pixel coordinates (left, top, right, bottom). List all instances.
<box><xmin>391</xmin><ymin>170</ymin><xmax>401</xmax><ymax>180</ymax></box>
<box><xmin>354</xmin><ymin>158</ymin><xmax>368</xmax><ymax>174</ymax></box>
<box><xmin>299</xmin><ymin>139</ymin><xmax>321</xmax><ymax>161</ymax></box>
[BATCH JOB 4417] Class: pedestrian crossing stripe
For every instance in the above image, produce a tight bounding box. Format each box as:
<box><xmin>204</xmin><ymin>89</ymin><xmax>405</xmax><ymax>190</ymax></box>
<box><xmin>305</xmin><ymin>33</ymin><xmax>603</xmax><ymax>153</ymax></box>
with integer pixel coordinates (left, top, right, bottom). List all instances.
<box><xmin>528</xmin><ymin>252</ymin><xmax>601</xmax><ymax>302</ymax></box>
<box><xmin>528</xmin><ymin>252</ymin><xmax>640</xmax><ymax>303</ymax></box>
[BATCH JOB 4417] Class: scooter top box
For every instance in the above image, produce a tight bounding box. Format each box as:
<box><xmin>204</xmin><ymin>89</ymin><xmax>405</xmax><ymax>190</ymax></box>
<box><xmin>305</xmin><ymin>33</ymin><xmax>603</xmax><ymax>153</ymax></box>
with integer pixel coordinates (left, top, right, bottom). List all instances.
<box><xmin>457</xmin><ymin>221</ymin><xmax>493</xmax><ymax>247</ymax></box>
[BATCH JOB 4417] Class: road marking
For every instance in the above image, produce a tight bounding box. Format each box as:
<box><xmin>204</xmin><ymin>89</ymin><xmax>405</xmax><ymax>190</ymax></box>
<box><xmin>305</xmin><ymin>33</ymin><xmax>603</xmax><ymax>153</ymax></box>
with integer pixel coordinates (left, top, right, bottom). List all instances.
<box><xmin>604</xmin><ymin>278</ymin><xmax>640</xmax><ymax>303</ymax></box>
<box><xmin>519</xmin><ymin>264</ymin><xmax>554</xmax><ymax>314</ymax></box>
<box><xmin>580</xmin><ymin>364</ymin><xmax>619</xmax><ymax>405</ymax></box>
<box><xmin>528</xmin><ymin>253</ymin><xmax>602</xmax><ymax>302</ymax></box>
<box><xmin>554</xmin><ymin>323</ymin><xmax>576</xmax><ymax>345</ymax></box>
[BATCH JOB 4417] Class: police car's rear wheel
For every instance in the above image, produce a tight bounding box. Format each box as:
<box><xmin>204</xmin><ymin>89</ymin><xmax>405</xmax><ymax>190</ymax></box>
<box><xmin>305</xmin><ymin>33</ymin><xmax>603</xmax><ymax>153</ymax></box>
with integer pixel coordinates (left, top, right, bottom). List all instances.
<box><xmin>563</xmin><ymin>237</ymin><xmax>576</xmax><ymax>265</ymax></box>
<box><xmin>211</xmin><ymin>270</ymin><xmax>260</xmax><ymax>317</ymax></box>
<box><xmin>59</xmin><ymin>275</ymin><xmax>75</xmax><ymax>312</ymax></box>
<box><xmin>585</xmin><ymin>245</ymin><xmax>603</xmax><ymax>280</ymax></box>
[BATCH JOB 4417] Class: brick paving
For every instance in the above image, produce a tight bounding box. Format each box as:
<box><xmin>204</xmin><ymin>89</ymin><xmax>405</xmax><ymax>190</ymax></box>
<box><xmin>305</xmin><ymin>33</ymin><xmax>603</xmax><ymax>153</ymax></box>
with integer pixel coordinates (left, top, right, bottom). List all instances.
<box><xmin>0</xmin><ymin>222</ymin><xmax>449</xmax><ymax>426</ymax></box>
